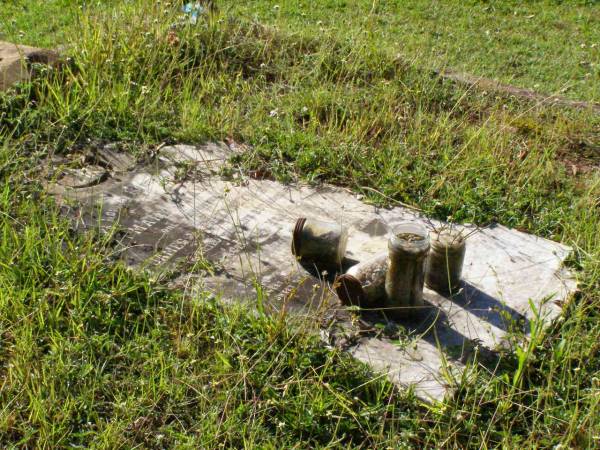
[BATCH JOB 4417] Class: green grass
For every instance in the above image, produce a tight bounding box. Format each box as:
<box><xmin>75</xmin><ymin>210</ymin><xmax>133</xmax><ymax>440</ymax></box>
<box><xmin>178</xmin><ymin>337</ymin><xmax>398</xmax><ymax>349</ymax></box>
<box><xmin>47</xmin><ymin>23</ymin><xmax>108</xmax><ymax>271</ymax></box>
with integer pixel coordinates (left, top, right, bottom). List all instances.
<box><xmin>225</xmin><ymin>0</ymin><xmax>600</xmax><ymax>102</ymax></box>
<box><xmin>0</xmin><ymin>0</ymin><xmax>599</xmax><ymax>447</ymax></box>
<box><xmin>3</xmin><ymin>1</ymin><xmax>599</xmax><ymax>101</ymax></box>
<box><xmin>0</xmin><ymin>0</ymin><xmax>86</xmax><ymax>48</ymax></box>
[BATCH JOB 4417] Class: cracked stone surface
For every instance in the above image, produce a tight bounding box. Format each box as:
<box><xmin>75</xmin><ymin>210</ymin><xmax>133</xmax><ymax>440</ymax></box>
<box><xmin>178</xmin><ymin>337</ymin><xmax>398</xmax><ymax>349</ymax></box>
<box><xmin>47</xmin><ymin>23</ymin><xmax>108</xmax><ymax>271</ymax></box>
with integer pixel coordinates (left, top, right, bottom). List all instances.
<box><xmin>46</xmin><ymin>143</ymin><xmax>577</xmax><ymax>402</ymax></box>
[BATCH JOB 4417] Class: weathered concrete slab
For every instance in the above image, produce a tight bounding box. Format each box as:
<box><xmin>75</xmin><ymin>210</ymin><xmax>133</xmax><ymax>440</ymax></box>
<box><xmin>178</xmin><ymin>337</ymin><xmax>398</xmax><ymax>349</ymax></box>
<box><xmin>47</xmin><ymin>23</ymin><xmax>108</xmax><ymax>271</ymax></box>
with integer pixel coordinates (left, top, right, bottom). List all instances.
<box><xmin>0</xmin><ymin>41</ymin><xmax>59</xmax><ymax>91</ymax></box>
<box><xmin>46</xmin><ymin>143</ymin><xmax>577</xmax><ymax>401</ymax></box>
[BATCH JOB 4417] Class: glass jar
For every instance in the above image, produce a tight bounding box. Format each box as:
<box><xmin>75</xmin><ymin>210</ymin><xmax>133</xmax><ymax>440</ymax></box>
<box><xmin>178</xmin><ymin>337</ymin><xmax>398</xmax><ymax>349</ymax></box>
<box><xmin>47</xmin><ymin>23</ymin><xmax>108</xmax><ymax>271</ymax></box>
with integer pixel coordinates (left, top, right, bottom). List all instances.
<box><xmin>336</xmin><ymin>253</ymin><xmax>387</xmax><ymax>307</ymax></box>
<box><xmin>385</xmin><ymin>222</ymin><xmax>430</xmax><ymax>316</ymax></box>
<box><xmin>292</xmin><ymin>218</ymin><xmax>348</xmax><ymax>267</ymax></box>
<box><xmin>425</xmin><ymin>230</ymin><xmax>466</xmax><ymax>295</ymax></box>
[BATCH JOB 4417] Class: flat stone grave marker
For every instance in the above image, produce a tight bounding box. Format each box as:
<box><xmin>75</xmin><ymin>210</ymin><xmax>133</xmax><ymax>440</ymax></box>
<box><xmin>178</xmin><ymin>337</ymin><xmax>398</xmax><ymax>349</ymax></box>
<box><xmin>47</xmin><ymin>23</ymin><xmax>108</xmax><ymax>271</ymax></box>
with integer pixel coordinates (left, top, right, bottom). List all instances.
<box><xmin>46</xmin><ymin>143</ymin><xmax>577</xmax><ymax>401</ymax></box>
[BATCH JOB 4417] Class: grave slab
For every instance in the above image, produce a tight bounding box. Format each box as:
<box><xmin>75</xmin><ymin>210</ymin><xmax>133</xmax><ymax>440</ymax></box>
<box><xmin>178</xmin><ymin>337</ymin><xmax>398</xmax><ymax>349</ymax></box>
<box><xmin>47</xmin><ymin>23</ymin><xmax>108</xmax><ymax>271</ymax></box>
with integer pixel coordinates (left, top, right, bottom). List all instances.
<box><xmin>46</xmin><ymin>143</ymin><xmax>577</xmax><ymax>401</ymax></box>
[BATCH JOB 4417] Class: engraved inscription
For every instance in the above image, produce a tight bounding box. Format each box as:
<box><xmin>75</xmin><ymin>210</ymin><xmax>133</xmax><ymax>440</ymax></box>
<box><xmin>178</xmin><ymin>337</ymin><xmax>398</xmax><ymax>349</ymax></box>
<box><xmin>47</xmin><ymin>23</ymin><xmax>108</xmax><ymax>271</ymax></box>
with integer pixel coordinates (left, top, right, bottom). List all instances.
<box><xmin>129</xmin><ymin>213</ymin><xmax>165</xmax><ymax>236</ymax></box>
<box><xmin>153</xmin><ymin>233</ymin><xmax>195</xmax><ymax>265</ymax></box>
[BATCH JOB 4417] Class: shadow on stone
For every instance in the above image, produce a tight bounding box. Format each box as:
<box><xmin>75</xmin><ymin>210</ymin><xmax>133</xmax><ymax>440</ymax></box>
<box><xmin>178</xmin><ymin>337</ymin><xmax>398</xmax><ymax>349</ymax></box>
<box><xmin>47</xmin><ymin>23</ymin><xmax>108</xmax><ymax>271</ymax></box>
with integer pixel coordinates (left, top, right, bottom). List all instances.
<box><xmin>298</xmin><ymin>256</ymin><xmax>359</xmax><ymax>284</ymax></box>
<box><xmin>450</xmin><ymin>281</ymin><xmax>531</xmax><ymax>333</ymax></box>
<box><xmin>359</xmin><ymin>301</ymin><xmax>501</xmax><ymax>366</ymax></box>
